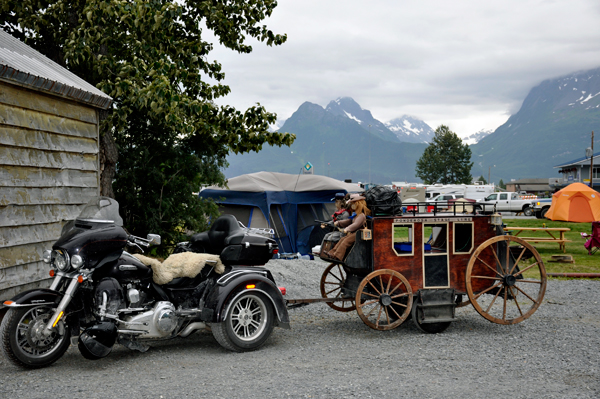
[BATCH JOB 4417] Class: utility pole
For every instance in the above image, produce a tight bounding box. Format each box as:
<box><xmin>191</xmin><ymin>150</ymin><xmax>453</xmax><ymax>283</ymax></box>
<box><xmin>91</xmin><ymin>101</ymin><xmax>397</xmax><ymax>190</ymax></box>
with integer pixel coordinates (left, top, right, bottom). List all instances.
<box><xmin>368</xmin><ymin>125</ymin><xmax>372</xmax><ymax>184</ymax></box>
<box><xmin>590</xmin><ymin>131</ymin><xmax>594</xmax><ymax>188</ymax></box>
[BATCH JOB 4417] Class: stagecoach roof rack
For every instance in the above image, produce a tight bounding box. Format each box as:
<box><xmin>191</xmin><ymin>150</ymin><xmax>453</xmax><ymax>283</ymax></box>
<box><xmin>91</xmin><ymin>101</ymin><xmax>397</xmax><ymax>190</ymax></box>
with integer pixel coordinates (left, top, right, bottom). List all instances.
<box><xmin>399</xmin><ymin>201</ymin><xmax>496</xmax><ymax>217</ymax></box>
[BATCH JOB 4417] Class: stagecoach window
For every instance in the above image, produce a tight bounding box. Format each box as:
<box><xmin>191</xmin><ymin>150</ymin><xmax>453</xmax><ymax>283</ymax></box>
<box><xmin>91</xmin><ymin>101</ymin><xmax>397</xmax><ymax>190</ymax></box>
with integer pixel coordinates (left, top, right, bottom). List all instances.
<box><xmin>423</xmin><ymin>224</ymin><xmax>447</xmax><ymax>253</ymax></box>
<box><xmin>453</xmin><ymin>222</ymin><xmax>473</xmax><ymax>254</ymax></box>
<box><xmin>392</xmin><ymin>223</ymin><xmax>413</xmax><ymax>255</ymax></box>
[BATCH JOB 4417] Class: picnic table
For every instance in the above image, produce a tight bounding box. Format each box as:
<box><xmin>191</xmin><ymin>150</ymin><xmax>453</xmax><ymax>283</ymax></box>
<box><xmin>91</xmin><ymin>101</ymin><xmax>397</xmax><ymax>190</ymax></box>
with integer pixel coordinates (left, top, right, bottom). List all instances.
<box><xmin>503</xmin><ymin>227</ymin><xmax>571</xmax><ymax>253</ymax></box>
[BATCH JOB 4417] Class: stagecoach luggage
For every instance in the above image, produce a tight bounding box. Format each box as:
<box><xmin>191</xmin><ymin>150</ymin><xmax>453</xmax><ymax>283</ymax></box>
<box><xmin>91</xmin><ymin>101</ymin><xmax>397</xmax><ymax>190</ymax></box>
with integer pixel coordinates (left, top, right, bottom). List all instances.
<box><xmin>365</xmin><ymin>185</ymin><xmax>402</xmax><ymax>216</ymax></box>
<box><xmin>319</xmin><ymin>230</ymin><xmax>343</xmax><ymax>257</ymax></box>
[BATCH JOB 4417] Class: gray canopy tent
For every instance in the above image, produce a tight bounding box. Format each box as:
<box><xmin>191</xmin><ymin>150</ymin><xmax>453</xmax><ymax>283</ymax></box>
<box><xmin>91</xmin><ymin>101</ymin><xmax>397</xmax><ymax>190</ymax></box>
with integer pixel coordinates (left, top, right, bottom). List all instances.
<box><xmin>199</xmin><ymin>172</ymin><xmax>360</xmax><ymax>254</ymax></box>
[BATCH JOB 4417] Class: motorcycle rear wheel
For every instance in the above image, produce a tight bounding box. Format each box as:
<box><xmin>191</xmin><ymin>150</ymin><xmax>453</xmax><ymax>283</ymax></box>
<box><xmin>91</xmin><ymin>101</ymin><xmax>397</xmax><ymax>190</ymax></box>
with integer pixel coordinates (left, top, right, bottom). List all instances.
<box><xmin>212</xmin><ymin>291</ymin><xmax>274</xmax><ymax>352</ymax></box>
<box><xmin>1</xmin><ymin>306</ymin><xmax>71</xmax><ymax>369</ymax></box>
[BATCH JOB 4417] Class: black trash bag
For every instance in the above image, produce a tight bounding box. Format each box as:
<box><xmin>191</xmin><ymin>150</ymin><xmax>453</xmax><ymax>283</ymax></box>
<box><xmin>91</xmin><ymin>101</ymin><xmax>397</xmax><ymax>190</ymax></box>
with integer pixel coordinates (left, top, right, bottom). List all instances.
<box><xmin>364</xmin><ymin>185</ymin><xmax>402</xmax><ymax>216</ymax></box>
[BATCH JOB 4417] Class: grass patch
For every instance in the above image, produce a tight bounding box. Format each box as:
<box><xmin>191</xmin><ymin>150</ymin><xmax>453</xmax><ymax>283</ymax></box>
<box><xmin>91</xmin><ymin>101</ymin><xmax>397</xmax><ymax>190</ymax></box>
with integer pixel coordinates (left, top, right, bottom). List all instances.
<box><xmin>502</xmin><ymin>218</ymin><xmax>599</xmax><ymax>276</ymax></box>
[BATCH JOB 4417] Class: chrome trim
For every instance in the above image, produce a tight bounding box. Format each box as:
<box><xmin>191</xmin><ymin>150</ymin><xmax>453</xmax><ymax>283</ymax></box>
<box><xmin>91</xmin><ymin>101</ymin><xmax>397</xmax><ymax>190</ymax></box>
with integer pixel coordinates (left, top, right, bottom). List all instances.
<box><xmin>216</xmin><ymin>269</ymin><xmax>268</xmax><ymax>286</ymax></box>
<box><xmin>76</xmin><ymin>218</ymin><xmax>115</xmax><ymax>223</ymax></box>
<box><xmin>222</xmin><ymin>288</ymin><xmax>284</xmax><ymax>325</ymax></box>
<box><xmin>44</xmin><ymin>276</ymin><xmax>80</xmax><ymax>334</ymax></box>
<box><xmin>119</xmin><ymin>265</ymin><xmax>138</xmax><ymax>271</ymax></box>
<box><xmin>179</xmin><ymin>322</ymin><xmax>207</xmax><ymax>338</ymax></box>
<box><xmin>4</xmin><ymin>301</ymin><xmax>55</xmax><ymax>308</ymax></box>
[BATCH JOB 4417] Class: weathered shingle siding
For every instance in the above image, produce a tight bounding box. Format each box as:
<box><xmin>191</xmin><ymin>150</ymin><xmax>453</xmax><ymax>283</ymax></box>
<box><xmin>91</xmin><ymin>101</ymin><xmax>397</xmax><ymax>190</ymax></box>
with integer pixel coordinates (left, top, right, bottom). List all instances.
<box><xmin>0</xmin><ymin>80</ymin><xmax>100</xmax><ymax>301</ymax></box>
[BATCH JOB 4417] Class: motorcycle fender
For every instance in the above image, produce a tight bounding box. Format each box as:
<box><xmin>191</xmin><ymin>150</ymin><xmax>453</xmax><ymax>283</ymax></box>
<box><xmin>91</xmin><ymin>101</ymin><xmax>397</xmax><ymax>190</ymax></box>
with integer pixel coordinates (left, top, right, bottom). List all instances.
<box><xmin>4</xmin><ymin>288</ymin><xmax>62</xmax><ymax>307</ymax></box>
<box><xmin>208</xmin><ymin>274</ymin><xmax>290</xmax><ymax>329</ymax></box>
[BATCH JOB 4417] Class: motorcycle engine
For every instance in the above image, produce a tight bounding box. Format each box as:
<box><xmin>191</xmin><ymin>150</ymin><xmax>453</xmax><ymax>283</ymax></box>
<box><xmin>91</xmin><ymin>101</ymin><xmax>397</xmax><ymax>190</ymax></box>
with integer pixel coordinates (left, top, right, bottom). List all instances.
<box><xmin>121</xmin><ymin>302</ymin><xmax>178</xmax><ymax>338</ymax></box>
<box><xmin>94</xmin><ymin>278</ymin><xmax>125</xmax><ymax>317</ymax></box>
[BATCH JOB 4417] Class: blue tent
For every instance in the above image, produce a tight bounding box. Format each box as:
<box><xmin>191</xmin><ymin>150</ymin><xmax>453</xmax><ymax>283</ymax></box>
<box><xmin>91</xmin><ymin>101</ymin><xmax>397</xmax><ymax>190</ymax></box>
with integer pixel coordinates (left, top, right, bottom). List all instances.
<box><xmin>199</xmin><ymin>172</ymin><xmax>360</xmax><ymax>254</ymax></box>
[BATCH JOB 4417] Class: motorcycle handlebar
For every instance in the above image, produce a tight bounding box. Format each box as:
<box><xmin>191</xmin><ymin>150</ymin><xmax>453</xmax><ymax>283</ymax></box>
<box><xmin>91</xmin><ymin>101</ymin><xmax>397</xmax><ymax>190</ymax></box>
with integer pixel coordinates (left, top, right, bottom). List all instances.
<box><xmin>128</xmin><ymin>235</ymin><xmax>150</xmax><ymax>247</ymax></box>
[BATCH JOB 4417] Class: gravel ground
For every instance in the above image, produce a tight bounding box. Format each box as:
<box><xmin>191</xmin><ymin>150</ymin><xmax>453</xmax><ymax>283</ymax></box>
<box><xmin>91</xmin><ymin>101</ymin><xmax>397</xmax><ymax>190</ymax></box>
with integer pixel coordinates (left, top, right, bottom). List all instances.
<box><xmin>1</xmin><ymin>258</ymin><xmax>599</xmax><ymax>399</ymax></box>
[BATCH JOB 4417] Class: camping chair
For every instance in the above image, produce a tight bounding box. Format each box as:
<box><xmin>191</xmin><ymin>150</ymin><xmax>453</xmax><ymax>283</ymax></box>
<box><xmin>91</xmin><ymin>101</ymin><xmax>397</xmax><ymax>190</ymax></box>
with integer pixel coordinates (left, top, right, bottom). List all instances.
<box><xmin>581</xmin><ymin>221</ymin><xmax>600</xmax><ymax>255</ymax></box>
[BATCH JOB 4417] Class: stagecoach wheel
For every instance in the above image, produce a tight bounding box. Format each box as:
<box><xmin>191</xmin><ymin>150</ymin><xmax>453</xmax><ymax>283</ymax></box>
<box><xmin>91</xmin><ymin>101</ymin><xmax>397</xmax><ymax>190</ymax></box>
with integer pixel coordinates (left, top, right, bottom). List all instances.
<box><xmin>320</xmin><ymin>263</ymin><xmax>356</xmax><ymax>312</ymax></box>
<box><xmin>466</xmin><ymin>235</ymin><xmax>547</xmax><ymax>325</ymax></box>
<box><xmin>355</xmin><ymin>270</ymin><xmax>413</xmax><ymax>331</ymax></box>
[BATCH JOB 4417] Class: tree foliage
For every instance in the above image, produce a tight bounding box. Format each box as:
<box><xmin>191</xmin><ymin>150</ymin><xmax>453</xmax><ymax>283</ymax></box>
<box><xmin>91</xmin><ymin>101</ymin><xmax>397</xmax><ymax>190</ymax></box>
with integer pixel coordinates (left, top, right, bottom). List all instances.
<box><xmin>477</xmin><ymin>176</ymin><xmax>488</xmax><ymax>185</ymax></box>
<box><xmin>415</xmin><ymin>125</ymin><xmax>473</xmax><ymax>184</ymax></box>
<box><xmin>1</xmin><ymin>0</ymin><xmax>295</xmax><ymax>254</ymax></box>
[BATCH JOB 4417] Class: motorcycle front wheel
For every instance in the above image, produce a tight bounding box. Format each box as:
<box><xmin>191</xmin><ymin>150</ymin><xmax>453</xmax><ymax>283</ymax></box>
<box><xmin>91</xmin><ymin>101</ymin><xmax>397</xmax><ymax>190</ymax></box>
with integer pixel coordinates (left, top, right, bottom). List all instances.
<box><xmin>212</xmin><ymin>291</ymin><xmax>274</xmax><ymax>352</ymax></box>
<box><xmin>1</xmin><ymin>305</ymin><xmax>71</xmax><ymax>369</ymax></box>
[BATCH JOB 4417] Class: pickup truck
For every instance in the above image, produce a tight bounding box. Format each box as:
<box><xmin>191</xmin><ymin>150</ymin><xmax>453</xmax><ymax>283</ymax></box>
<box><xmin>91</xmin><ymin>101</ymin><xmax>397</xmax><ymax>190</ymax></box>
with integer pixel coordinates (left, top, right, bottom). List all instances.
<box><xmin>531</xmin><ymin>198</ymin><xmax>552</xmax><ymax>219</ymax></box>
<box><xmin>476</xmin><ymin>192</ymin><xmax>535</xmax><ymax>216</ymax></box>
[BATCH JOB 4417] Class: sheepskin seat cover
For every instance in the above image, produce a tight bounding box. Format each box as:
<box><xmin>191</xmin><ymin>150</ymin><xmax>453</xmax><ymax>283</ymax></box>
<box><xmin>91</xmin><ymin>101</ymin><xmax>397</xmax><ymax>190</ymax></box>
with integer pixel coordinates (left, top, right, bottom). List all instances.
<box><xmin>133</xmin><ymin>252</ymin><xmax>225</xmax><ymax>285</ymax></box>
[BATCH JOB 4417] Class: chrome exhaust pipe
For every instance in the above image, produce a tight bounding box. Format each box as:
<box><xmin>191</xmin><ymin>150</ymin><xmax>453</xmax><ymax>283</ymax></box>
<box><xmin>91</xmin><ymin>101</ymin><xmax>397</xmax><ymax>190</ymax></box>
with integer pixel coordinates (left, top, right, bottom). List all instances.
<box><xmin>179</xmin><ymin>322</ymin><xmax>207</xmax><ymax>337</ymax></box>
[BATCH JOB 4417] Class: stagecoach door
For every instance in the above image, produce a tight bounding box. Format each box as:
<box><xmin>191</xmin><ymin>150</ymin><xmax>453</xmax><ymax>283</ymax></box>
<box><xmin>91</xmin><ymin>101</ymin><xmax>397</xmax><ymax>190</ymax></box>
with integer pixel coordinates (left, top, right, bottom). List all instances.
<box><xmin>422</xmin><ymin>223</ymin><xmax>450</xmax><ymax>288</ymax></box>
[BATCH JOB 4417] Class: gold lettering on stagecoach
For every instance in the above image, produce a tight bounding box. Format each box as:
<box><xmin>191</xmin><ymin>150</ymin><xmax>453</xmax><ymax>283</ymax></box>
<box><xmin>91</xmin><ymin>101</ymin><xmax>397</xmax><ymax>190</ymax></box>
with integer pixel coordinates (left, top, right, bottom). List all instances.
<box><xmin>394</xmin><ymin>217</ymin><xmax>473</xmax><ymax>223</ymax></box>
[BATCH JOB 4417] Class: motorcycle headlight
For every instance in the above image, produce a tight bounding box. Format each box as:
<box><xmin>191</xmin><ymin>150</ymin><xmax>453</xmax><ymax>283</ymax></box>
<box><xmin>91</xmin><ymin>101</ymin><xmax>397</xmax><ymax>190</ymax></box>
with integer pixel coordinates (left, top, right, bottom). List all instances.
<box><xmin>71</xmin><ymin>254</ymin><xmax>84</xmax><ymax>269</ymax></box>
<box><xmin>54</xmin><ymin>249</ymin><xmax>70</xmax><ymax>272</ymax></box>
<box><xmin>42</xmin><ymin>249</ymin><xmax>52</xmax><ymax>264</ymax></box>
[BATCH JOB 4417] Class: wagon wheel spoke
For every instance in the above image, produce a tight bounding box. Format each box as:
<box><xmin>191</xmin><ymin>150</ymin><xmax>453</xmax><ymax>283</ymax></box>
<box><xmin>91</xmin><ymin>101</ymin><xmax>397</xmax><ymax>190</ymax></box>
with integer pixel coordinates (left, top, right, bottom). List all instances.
<box><xmin>514</xmin><ymin>284</ymin><xmax>539</xmax><ymax>305</ymax></box>
<box><xmin>508</xmin><ymin>247</ymin><xmax>527</xmax><ymax>275</ymax></box>
<box><xmin>466</xmin><ymin>235</ymin><xmax>547</xmax><ymax>325</ymax></box>
<box><xmin>390</xmin><ymin>292</ymin><xmax>409</xmax><ymax>300</ymax></box>
<box><xmin>489</xmin><ymin>245</ymin><xmax>504</xmax><ymax>274</ymax></box>
<box><xmin>474</xmin><ymin>255</ymin><xmax>504</xmax><ymax>278</ymax></box>
<box><xmin>324</xmin><ymin>286</ymin><xmax>341</xmax><ymax>296</ymax></box>
<box><xmin>512</xmin><ymin>262</ymin><xmax>540</xmax><ymax>277</ymax></box>
<box><xmin>388</xmin><ymin>281</ymin><xmax>406</xmax><ymax>297</ymax></box>
<box><xmin>473</xmin><ymin>281</ymin><xmax>502</xmax><ymax>300</ymax></box>
<box><xmin>485</xmin><ymin>284</ymin><xmax>503</xmax><ymax>313</ymax></box>
<box><xmin>509</xmin><ymin>287</ymin><xmax>524</xmax><ymax>317</ymax></box>
<box><xmin>471</xmin><ymin>275</ymin><xmax>502</xmax><ymax>281</ymax></box>
<box><xmin>367</xmin><ymin>280</ymin><xmax>382</xmax><ymax>296</ymax></box>
<box><xmin>502</xmin><ymin>286</ymin><xmax>508</xmax><ymax>321</ymax></box>
<box><xmin>355</xmin><ymin>270</ymin><xmax>413</xmax><ymax>331</ymax></box>
<box><xmin>320</xmin><ymin>263</ymin><xmax>356</xmax><ymax>312</ymax></box>
<box><xmin>362</xmin><ymin>291</ymin><xmax>380</xmax><ymax>299</ymax></box>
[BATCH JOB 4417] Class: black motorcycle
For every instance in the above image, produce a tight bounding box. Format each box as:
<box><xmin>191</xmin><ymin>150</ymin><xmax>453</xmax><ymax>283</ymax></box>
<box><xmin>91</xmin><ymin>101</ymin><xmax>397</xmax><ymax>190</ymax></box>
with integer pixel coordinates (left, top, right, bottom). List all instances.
<box><xmin>1</xmin><ymin>197</ymin><xmax>288</xmax><ymax>369</ymax></box>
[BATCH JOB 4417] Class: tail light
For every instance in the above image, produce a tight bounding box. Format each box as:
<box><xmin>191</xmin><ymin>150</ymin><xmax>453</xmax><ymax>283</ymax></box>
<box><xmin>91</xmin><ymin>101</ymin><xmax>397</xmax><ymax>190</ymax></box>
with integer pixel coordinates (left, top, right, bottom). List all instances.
<box><xmin>278</xmin><ymin>287</ymin><xmax>286</xmax><ymax>295</ymax></box>
<box><xmin>272</xmin><ymin>249</ymin><xmax>279</xmax><ymax>254</ymax></box>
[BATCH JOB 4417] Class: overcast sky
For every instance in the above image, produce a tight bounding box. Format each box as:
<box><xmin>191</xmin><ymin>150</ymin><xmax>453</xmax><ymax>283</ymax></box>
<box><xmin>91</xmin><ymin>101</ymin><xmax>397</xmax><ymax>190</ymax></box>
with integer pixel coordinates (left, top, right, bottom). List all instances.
<box><xmin>209</xmin><ymin>0</ymin><xmax>600</xmax><ymax>137</ymax></box>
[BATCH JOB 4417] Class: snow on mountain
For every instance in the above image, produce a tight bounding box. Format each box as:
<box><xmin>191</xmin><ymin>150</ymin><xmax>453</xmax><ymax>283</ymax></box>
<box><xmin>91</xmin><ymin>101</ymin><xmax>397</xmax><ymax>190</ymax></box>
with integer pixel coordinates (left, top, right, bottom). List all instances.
<box><xmin>385</xmin><ymin>116</ymin><xmax>435</xmax><ymax>144</ymax></box>
<box><xmin>325</xmin><ymin>97</ymin><xmax>400</xmax><ymax>143</ymax></box>
<box><xmin>462</xmin><ymin>129</ymin><xmax>494</xmax><ymax>145</ymax></box>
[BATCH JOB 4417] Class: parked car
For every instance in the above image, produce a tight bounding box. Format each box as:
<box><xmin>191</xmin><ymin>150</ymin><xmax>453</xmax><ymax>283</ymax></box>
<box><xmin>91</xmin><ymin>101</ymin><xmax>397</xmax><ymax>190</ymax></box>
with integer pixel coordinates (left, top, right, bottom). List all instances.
<box><xmin>532</xmin><ymin>198</ymin><xmax>552</xmax><ymax>219</ymax></box>
<box><xmin>477</xmin><ymin>192</ymin><xmax>534</xmax><ymax>216</ymax></box>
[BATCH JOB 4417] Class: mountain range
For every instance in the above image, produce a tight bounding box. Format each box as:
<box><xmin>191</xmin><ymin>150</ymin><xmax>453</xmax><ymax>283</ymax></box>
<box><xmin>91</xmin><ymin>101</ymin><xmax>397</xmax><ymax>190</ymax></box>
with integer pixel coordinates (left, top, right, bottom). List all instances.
<box><xmin>470</xmin><ymin>67</ymin><xmax>600</xmax><ymax>180</ymax></box>
<box><xmin>227</xmin><ymin>66</ymin><xmax>600</xmax><ymax>184</ymax></box>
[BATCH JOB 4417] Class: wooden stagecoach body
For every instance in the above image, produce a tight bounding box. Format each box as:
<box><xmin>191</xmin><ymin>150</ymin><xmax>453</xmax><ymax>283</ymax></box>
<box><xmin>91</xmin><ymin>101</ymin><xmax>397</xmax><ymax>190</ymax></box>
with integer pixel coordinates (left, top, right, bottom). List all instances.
<box><xmin>369</xmin><ymin>215</ymin><xmax>497</xmax><ymax>295</ymax></box>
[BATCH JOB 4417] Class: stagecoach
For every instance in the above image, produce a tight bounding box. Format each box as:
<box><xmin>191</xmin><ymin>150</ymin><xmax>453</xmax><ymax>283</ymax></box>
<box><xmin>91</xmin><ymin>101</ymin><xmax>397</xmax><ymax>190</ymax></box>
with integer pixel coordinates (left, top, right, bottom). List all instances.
<box><xmin>288</xmin><ymin>202</ymin><xmax>547</xmax><ymax>333</ymax></box>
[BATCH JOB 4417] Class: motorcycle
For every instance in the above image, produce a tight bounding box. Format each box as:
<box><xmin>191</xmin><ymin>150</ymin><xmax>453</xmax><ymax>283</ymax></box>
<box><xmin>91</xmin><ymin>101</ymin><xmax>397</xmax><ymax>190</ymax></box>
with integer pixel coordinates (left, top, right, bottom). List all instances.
<box><xmin>1</xmin><ymin>197</ymin><xmax>288</xmax><ymax>369</ymax></box>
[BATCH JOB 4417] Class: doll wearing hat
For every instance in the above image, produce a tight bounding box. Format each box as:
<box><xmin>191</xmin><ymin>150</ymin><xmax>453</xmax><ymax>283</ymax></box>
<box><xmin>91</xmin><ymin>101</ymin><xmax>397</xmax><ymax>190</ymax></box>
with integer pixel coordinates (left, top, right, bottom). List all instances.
<box><xmin>324</xmin><ymin>194</ymin><xmax>371</xmax><ymax>261</ymax></box>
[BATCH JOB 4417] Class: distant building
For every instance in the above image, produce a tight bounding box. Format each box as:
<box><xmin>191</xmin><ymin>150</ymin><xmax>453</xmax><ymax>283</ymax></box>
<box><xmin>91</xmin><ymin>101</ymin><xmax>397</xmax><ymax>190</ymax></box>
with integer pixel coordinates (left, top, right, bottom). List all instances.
<box><xmin>551</xmin><ymin>152</ymin><xmax>600</xmax><ymax>191</ymax></box>
<box><xmin>505</xmin><ymin>178</ymin><xmax>552</xmax><ymax>196</ymax></box>
<box><xmin>0</xmin><ymin>30</ymin><xmax>112</xmax><ymax>303</ymax></box>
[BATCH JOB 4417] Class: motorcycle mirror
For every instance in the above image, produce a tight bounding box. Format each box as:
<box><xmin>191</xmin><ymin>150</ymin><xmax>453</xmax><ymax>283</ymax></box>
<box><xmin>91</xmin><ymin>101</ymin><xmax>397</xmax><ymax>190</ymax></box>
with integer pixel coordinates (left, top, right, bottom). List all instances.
<box><xmin>147</xmin><ymin>234</ymin><xmax>161</xmax><ymax>246</ymax></box>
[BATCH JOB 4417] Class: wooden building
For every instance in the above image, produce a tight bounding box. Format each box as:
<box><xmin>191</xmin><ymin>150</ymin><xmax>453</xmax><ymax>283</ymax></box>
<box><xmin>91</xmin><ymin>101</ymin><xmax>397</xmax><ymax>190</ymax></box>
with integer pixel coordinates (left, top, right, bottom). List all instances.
<box><xmin>0</xmin><ymin>30</ymin><xmax>112</xmax><ymax>303</ymax></box>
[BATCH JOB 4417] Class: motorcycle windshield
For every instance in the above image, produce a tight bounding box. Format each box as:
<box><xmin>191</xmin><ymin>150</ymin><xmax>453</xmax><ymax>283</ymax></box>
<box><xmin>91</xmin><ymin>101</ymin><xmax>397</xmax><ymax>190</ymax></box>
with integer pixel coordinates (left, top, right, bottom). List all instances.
<box><xmin>77</xmin><ymin>196</ymin><xmax>124</xmax><ymax>226</ymax></box>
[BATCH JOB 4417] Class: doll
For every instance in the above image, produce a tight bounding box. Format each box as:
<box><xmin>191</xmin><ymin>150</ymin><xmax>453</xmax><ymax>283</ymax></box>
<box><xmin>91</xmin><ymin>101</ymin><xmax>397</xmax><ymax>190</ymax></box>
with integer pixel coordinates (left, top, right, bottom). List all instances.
<box><xmin>323</xmin><ymin>194</ymin><xmax>371</xmax><ymax>261</ymax></box>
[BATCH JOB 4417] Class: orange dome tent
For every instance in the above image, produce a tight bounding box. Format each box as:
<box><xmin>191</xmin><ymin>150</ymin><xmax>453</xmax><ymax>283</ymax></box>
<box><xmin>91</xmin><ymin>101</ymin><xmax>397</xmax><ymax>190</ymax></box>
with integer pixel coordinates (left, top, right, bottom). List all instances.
<box><xmin>545</xmin><ymin>183</ymin><xmax>600</xmax><ymax>222</ymax></box>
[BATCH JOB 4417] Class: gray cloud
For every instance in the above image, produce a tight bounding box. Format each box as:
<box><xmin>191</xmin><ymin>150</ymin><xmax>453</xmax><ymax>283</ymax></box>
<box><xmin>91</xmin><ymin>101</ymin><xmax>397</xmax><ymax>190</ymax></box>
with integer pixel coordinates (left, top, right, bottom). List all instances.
<box><xmin>209</xmin><ymin>0</ymin><xmax>600</xmax><ymax>135</ymax></box>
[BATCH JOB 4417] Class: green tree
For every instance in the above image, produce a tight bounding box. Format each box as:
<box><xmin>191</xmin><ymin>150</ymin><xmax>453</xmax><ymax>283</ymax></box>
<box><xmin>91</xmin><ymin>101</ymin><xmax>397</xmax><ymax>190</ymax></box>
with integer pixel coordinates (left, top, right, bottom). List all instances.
<box><xmin>1</xmin><ymin>0</ymin><xmax>295</xmax><ymax>253</ymax></box>
<box><xmin>415</xmin><ymin>125</ymin><xmax>473</xmax><ymax>184</ymax></box>
<box><xmin>477</xmin><ymin>176</ymin><xmax>488</xmax><ymax>185</ymax></box>
<box><xmin>498</xmin><ymin>179</ymin><xmax>506</xmax><ymax>189</ymax></box>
